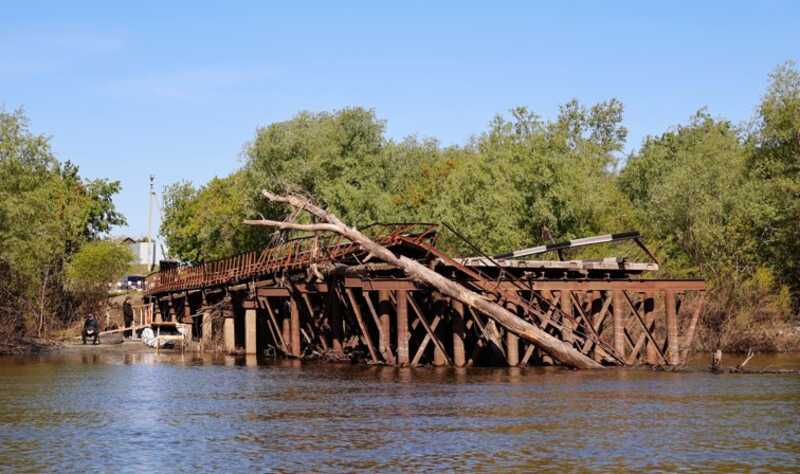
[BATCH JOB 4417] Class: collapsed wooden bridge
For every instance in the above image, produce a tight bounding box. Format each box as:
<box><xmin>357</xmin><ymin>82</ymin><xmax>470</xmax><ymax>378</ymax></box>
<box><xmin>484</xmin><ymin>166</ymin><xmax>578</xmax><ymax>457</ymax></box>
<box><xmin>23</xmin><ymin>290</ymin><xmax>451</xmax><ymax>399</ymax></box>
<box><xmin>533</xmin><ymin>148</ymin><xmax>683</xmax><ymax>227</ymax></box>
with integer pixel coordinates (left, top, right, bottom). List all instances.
<box><xmin>144</xmin><ymin>195</ymin><xmax>706</xmax><ymax>369</ymax></box>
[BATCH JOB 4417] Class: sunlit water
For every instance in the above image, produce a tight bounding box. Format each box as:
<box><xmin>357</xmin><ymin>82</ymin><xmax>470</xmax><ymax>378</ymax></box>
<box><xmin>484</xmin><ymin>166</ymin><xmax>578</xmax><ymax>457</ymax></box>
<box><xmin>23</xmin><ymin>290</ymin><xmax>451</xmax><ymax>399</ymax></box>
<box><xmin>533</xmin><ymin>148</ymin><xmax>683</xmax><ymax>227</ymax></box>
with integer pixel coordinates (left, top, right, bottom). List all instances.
<box><xmin>1</xmin><ymin>346</ymin><xmax>798</xmax><ymax>472</ymax></box>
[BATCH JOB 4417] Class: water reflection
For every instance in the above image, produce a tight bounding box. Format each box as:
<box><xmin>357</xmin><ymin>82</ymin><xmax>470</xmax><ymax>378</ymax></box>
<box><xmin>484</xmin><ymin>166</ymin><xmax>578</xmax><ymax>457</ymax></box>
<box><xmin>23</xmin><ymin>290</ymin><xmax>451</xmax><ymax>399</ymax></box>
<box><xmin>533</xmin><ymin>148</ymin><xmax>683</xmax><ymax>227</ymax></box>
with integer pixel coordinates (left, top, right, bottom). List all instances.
<box><xmin>0</xmin><ymin>351</ymin><xmax>798</xmax><ymax>472</ymax></box>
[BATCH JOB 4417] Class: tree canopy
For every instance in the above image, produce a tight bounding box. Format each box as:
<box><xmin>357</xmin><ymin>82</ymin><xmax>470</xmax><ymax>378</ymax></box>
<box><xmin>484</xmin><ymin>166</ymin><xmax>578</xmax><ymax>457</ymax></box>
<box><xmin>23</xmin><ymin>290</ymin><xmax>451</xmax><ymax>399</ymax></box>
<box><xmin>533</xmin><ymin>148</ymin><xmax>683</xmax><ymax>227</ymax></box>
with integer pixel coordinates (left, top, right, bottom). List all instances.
<box><xmin>0</xmin><ymin>109</ymin><xmax>126</xmax><ymax>340</ymax></box>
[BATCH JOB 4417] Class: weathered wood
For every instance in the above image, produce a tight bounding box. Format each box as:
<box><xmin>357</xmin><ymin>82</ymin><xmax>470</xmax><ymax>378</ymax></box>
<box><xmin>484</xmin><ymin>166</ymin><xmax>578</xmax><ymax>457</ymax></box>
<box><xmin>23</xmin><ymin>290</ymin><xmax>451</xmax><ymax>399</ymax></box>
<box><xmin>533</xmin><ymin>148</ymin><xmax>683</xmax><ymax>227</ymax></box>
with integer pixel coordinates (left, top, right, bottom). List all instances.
<box><xmin>406</xmin><ymin>293</ymin><xmax>452</xmax><ymax>367</ymax></box>
<box><xmin>681</xmin><ymin>294</ymin><xmax>706</xmax><ymax>364</ymax></box>
<box><xmin>246</xmin><ymin>191</ymin><xmax>603</xmax><ymax>369</ymax></box>
<box><xmin>644</xmin><ymin>294</ymin><xmax>659</xmax><ymax>365</ymax></box>
<box><xmin>613</xmin><ymin>290</ymin><xmax>626</xmax><ymax>359</ymax></box>
<box><xmin>396</xmin><ymin>289</ymin><xmax>409</xmax><ymax>366</ymax></box>
<box><xmin>411</xmin><ymin>315</ymin><xmax>442</xmax><ymax>366</ymax></box>
<box><xmin>290</xmin><ymin>296</ymin><xmax>301</xmax><ymax>357</ymax></box>
<box><xmin>623</xmin><ymin>291</ymin><xmax>668</xmax><ymax>365</ymax></box>
<box><xmin>506</xmin><ymin>331</ymin><xmax>519</xmax><ymax>366</ymax></box>
<box><xmin>224</xmin><ymin>316</ymin><xmax>235</xmax><ymax>354</ymax></box>
<box><xmin>345</xmin><ymin>288</ymin><xmax>379</xmax><ymax>363</ymax></box>
<box><xmin>665</xmin><ymin>289</ymin><xmax>680</xmax><ymax>365</ymax></box>
<box><xmin>244</xmin><ymin>308</ymin><xmax>257</xmax><ymax>355</ymax></box>
<box><xmin>261</xmin><ymin>297</ymin><xmax>288</xmax><ymax>353</ymax></box>
<box><xmin>452</xmin><ymin>300</ymin><xmax>466</xmax><ymax>367</ymax></box>
<box><xmin>373</xmin><ymin>290</ymin><xmax>394</xmax><ymax>364</ymax></box>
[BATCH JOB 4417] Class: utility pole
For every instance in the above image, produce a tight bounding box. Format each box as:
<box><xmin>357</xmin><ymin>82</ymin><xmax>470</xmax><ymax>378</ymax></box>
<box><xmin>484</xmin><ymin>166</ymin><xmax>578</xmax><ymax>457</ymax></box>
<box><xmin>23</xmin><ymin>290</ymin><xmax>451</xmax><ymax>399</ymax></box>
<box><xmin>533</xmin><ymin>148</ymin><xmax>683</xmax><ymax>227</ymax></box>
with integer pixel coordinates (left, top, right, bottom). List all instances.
<box><xmin>147</xmin><ymin>175</ymin><xmax>156</xmax><ymax>271</ymax></box>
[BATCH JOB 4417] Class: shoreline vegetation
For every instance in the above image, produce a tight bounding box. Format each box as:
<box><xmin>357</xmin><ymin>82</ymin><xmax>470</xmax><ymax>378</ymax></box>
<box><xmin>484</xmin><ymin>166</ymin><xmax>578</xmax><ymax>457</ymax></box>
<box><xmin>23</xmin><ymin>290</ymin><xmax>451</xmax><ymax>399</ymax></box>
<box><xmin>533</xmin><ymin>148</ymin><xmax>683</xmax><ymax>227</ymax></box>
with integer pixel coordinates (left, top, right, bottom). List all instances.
<box><xmin>2</xmin><ymin>61</ymin><xmax>799</xmax><ymax>359</ymax></box>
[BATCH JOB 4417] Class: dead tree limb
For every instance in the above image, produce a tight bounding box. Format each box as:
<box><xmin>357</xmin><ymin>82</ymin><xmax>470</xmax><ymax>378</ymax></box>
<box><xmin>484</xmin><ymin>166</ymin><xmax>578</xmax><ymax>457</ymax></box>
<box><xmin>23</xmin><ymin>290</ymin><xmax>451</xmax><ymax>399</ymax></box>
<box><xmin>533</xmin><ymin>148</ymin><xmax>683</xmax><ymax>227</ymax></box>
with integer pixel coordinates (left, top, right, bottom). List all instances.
<box><xmin>245</xmin><ymin>191</ymin><xmax>602</xmax><ymax>369</ymax></box>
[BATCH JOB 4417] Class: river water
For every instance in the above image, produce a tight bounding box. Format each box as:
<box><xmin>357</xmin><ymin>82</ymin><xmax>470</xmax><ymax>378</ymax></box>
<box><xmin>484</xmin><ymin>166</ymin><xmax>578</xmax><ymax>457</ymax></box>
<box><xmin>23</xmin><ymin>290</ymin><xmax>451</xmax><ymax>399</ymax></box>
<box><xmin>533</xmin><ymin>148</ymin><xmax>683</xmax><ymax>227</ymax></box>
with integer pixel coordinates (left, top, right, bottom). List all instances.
<box><xmin>1</xmin><ymin>348</ymin><xmax>798</xmax><ymax>473</ymax></box>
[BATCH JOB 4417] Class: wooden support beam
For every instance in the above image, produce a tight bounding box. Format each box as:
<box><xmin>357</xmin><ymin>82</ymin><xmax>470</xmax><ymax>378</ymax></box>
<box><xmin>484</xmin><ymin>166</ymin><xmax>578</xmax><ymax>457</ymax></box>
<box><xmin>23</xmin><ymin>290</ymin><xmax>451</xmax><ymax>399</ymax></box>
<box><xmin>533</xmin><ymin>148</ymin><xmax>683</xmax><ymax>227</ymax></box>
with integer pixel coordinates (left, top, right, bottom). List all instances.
<box><xmin>622</xmin><ymin>291</ymin><xmax>668</xmax><ymax>365</ymax></box>
<box><xmin>201</xmin><ymin>309</ymin><xmax>213</xmax><ymax>351</ymax></box>
<box><xmin>506</xmin><ymin>331</ymin><xmax>519</xmax><ymax>366</ymax></box>
<box><xmin>224</xmin><ymin>316</ymin><xmax>235</xmax><ymax>354</ymax></box>
<box><xmin>290</xmin><ymin>296</ymin><xmax>301</xmax><ymax>357</ymax></box>
<box><xmin>411</xmin><ymin>315</ymin><xmax>442</xmax><ymax>366</ymax></box>
<box><xmin>613</xmin><ymin>290</ymin><xmax>626</xmax><ymax>359</ymax></box>
<box><xmin>520</xmin><ymin>343</ymin><xmax>536</xmax><ymax>366</ymax></box>
<box><xmin>396</xmin><ymin>290</ymin><xmax>409</xmax><ymax>366</ymax></box>
<box><xmin>560</xmin><ymin>290</ymin><xmax>575</xmax><ymax>344</ymax></box>
<box><xmin>452</xmin><ymin>300</ymin><xmax>466</xmax><ymax>367</ymax></box>
<box><xmin>345</xmin><ymin>288</ymin><xmax>379</xmax><ymax>363</ymax></box>
<box><xmin>369</xmin><ymin>290</ymin><xmax>394</xmax><ymax>364</ymax></box>
<box><xmin>260</xmin><ymin>297</ymin><xmax>288</xmax><ymax>354</ymax></box>
<box><xmin>665</xmin><ymin>289</ymin><xmax>680</xmax><ymax>365</ymax></box>
<box><xmin>644</xmin><ymin>294</ymin><xmax>659</xmax><ymax>365</ymax></box>
<box><xmin>406</xmin><ymin>293</ymin><xmax>452</xmax><ymax>367</ymax></box>
<box><xmin>681</xmin><ymin>294</ymin><xmax>706</xmax><ymax>364</ymax></box>
<box><xmin>244</xmin><ymin>308</ymin><xmax>257</xmax><ymax>355</ymax></box>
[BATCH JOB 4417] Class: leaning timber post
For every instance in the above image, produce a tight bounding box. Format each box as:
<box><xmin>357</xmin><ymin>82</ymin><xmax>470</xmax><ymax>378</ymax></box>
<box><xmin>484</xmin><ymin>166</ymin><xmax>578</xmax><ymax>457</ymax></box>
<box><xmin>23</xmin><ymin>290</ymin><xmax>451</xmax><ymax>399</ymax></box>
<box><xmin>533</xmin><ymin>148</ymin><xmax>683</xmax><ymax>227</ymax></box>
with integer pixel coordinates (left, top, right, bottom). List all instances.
<box><xmin>665</xmin><ymin>290</ymin><xmax>679</xmax><ymax>365</ymax></box>
<box><xmin>613</xmin><ymin>290</ymin><xmax>626</xmax><ymax>360</ymax></box>
<box><xmin>396</xmin><ymin>289</ymin><xmax>410</xmax><ymax>366</ymax></box>
<box><xmin>378</xmin><ymin>290</ymin><xmax>394</xmax><ymax>364</ymax></box>
<box><xmin>243</xmin><ymin>300</ymin><xmax>257</xmax><ymax>355</ymax></box>
<box><xmin>182</xmin><ymin>298</ymin><xmax>194</xmax><ymax>350</ymax></box>
<box><xmin>290</xmin><ymin>296</ymin><xmax>301</xmax><ymax>358</ymax></box>
<box><xmin>452</xmin><ymin>300</ymin><xmax>466</xmax><ymax>368</ymax></box>
<box><xmin>644</xmin><ymin>293</ymin><xmax>658</xmax><ymax>365</ymax></box>
<box><xmin>281</xmin><ymin>302</ymin><xmax>292</xmax><ymax>355</ymax></box>
<box><xmin>432</xmin><ymin>293</ymin><xmax>447</xmax><ymax>366</ymax></box>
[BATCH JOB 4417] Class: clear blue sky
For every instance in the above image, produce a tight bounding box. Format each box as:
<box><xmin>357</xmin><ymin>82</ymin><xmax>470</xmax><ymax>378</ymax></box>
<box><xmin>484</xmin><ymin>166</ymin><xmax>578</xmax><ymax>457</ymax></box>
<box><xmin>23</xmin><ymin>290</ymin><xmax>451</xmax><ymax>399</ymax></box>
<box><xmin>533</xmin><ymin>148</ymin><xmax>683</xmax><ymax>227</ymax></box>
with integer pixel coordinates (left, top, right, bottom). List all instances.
<box><xmin>2</xmin><ymin>1</ymin><xmax>798</xmax><ymax>238</ymax></box>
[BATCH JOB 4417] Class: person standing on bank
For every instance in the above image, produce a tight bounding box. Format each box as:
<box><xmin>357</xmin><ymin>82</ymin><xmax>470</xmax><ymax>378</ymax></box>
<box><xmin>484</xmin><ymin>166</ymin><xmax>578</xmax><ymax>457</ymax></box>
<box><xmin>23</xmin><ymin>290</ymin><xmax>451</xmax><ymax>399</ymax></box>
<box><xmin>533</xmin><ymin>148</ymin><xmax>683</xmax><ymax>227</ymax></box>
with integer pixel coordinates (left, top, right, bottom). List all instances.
<box><xmin>122</xmin><ymin>297</ymin><xmax>134</xmax><ymax>338</ymax></box>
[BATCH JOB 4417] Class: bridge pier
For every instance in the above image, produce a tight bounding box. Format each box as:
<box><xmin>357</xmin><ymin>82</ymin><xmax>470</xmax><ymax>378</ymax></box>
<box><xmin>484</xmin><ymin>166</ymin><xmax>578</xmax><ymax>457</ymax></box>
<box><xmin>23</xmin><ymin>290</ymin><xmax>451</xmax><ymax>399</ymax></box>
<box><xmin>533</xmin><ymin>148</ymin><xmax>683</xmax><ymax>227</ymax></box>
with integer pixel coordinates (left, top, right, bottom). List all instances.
<box><xmin>224</xmin><ymin>306</ymin><xmax>236</xmax><ymax>354</ymax></box>
<box><xmin>244</xmin><ymin>306</ymin><xmax>257</xmax><ymax>355</ymax></box>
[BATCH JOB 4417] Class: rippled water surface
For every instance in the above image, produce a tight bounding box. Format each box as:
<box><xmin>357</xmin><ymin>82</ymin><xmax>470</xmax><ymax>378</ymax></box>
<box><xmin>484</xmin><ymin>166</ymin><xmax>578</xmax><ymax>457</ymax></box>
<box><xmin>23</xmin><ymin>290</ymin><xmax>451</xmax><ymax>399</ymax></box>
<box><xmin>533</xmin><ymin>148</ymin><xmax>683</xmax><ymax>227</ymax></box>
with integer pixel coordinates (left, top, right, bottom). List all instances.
<box><xmin>1</xmin><ymin>347</ymin><xmax>799</xmax><ymax>472</ymax></box>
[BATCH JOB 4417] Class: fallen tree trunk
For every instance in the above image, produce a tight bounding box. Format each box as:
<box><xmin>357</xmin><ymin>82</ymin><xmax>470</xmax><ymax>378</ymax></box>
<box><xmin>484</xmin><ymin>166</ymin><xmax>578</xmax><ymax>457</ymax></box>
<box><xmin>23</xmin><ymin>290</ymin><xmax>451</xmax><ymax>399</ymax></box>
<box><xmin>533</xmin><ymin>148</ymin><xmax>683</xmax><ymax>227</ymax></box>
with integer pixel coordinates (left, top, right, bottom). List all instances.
<box><xmin>244</xmin><ymin>191</ymin><xmax>602</xmax><ymax>369</ymax></box>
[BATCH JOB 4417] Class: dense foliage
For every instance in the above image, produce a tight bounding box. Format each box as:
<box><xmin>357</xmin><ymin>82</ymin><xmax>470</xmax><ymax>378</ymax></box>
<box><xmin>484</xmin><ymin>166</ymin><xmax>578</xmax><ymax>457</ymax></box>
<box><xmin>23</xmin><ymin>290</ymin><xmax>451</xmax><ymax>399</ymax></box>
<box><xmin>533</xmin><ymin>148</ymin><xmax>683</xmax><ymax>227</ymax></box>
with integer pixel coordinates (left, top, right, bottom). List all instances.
<box><xmin>0</xmin><ymin>110</ymin><xmax>126</xmax><ymax>342</ymax></box>
<box><xmin>161</xmin><ymin>62</ymin><xmax>800</xmax><ymax>350</ymax></box>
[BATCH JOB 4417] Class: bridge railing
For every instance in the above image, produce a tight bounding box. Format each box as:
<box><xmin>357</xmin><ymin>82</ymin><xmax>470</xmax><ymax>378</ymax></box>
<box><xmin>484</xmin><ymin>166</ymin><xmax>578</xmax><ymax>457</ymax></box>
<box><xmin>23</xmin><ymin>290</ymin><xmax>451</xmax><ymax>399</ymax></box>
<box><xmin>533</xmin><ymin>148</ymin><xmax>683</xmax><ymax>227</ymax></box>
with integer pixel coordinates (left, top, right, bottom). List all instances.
<box><xmin>145</xmin><ymin>223</ymin><xmax>438</xmax><ymax>295</ymax></box>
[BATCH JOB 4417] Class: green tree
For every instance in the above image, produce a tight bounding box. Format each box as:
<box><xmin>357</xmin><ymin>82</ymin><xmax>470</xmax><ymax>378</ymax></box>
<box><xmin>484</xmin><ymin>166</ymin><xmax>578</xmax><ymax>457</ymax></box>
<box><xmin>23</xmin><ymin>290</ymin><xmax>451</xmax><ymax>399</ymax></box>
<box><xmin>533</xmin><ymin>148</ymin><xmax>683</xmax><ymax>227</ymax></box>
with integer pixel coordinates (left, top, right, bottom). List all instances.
<box><xmin>66</xmin><ymin>240</ymin><xmax>132</xmax><ymax>297</ymax></box>
<box><xmin>0</xmin><ymin>108</ymin><xmax>126</xmax><ymax>340</ymax></box>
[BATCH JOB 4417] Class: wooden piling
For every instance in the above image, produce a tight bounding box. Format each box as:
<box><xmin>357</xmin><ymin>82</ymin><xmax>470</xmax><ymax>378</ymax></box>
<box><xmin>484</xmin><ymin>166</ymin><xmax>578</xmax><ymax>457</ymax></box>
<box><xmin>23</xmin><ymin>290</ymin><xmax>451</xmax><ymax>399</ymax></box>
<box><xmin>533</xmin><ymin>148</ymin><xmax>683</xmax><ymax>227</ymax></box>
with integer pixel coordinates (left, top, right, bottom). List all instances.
<box><xmin>244</xmin><ymin>308</ymin><xmax>257</xmax><ymax>355</ymax></box>
<box><xmin>378</xmin><ymin>290</ymin><xmax>393</xmax><ymax>363</ymax></box>
<box><xmin>665</xmin><ymin>290</ymin><xmax>679</xmax><ymax>365</ymax></box>
<box><xmin>560</xmin><ymin>290</ymin><xmax>574</xmax><ymax>344</ymax></box>
<box><xmin>613</xmin><ymin>290</ymin><xmax>625</xmax><ymax>359</ymax></box>
<box><xmin>432</xmin><ymin>295</ymin><xmax>446</xmax><ymax>366</ymax></box>
<box><xmin>506</xmin><ymin>331</ymin><xmax>519</xmax><ymax>367</ymax></box>
<box><xmin>224</xmin><ymin>316</ymin><xmax>235</xmax><ymax>354</ymax></box>
<box><xmin>452</xmin><ymin>300</ymin><xmax>466</xmax><ymax>368</ymax></box>
<box><xmin>282</xmin><ymin>314</ymin><xmax>291</xmax><ymax>355</ymax></box>
<box><xmin>396</xmin><ymin>289</ymin><xmax>409</xmax><ymax>366</ymax></box>
<box><xmin>201</xmin><ymin>310</ymin><xmax>213</xmax><ymax>351</ymax></box>
<box><xmin>290</xmin><ymin>297</ymin><xmax>301</xmax><ymax>357</ymax></box>
<box><xmin>644</xmin><ymin>294</ymin><xmax>658</xmax><ymax>365</ymax></box>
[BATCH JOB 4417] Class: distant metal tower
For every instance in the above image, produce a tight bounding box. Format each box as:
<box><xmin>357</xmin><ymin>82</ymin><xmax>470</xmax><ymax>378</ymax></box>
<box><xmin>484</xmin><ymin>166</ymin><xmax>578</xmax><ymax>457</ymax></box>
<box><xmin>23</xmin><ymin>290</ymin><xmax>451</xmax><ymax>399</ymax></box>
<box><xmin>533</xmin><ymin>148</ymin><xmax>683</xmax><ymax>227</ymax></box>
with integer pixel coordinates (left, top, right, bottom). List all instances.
<box><xmin>147</xmin><ymin>175</ymin><xmax>156</xmax><ymax>270</ymax></box>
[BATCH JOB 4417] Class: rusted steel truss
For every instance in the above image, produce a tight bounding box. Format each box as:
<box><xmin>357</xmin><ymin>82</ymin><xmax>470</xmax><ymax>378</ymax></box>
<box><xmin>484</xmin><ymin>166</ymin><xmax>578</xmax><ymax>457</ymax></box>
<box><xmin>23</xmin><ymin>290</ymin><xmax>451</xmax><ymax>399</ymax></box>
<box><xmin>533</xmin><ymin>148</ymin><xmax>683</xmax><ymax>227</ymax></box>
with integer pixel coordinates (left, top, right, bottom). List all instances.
<box><xmin>145</xmin><ymin>224</ymin><xmax>705</xmax><ymax>367</ymax></box>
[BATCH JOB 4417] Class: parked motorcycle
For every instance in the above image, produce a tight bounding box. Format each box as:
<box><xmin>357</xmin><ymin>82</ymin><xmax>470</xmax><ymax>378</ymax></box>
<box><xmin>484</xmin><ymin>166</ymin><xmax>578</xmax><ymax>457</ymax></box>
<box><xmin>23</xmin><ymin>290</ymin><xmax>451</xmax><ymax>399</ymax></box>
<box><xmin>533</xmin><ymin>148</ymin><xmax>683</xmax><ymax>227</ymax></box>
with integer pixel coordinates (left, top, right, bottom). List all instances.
<box><xmin>82</xmin><ymin>315</ymin><xmax>99</xmax><ymax>345</ymax></box>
